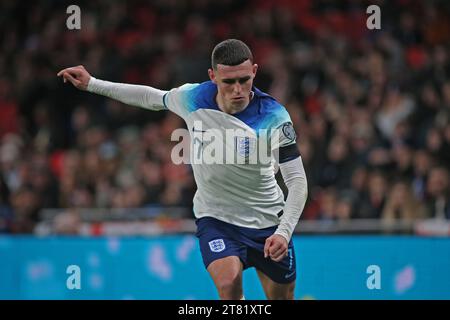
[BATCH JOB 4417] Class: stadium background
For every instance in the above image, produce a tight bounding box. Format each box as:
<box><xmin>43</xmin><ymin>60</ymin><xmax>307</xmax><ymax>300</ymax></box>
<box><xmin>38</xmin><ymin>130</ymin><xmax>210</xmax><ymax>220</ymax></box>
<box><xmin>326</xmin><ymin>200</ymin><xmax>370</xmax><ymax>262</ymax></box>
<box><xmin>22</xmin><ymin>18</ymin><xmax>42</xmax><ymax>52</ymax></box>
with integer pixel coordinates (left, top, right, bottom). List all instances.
<box><xmin>0</xmin><ymin>0</ymin><xmax>449</xmax><ymax>299</ymax></box>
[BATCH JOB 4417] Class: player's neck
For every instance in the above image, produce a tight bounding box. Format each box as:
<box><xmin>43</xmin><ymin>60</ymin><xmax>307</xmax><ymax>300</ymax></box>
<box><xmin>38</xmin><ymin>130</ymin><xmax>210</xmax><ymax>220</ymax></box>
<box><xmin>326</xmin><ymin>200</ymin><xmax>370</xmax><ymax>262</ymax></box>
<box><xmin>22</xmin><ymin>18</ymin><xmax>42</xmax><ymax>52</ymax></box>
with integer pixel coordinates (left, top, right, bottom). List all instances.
<box><xmin>216</xmin><ymin>91</ymin><xmax>255</xmax><ymax>114</ymax></box>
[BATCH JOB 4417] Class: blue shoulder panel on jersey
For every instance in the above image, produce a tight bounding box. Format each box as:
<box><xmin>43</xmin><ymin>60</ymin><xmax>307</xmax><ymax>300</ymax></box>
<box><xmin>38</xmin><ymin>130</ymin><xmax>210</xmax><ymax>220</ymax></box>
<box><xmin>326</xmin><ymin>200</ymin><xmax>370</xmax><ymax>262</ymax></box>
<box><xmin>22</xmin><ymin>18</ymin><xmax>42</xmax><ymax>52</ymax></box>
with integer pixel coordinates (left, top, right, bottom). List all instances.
<box><xmin>250</xmin><ymin>96</ymin><xmax>292</xmax><ymax>132</ymax></box>
<box><xmin>180</xmin><ymin>81</ymin><xmax>292</xmax><ymax>135</ymax></box>
<box><xmin>232</xmin><ymin>87</ymin><xmax>292</xmax><ymax>135</ymax></box>
<box><xmin>180</xmin><ymin>81</ymin><xmax>220</xmax><ymax>113</ymax></box>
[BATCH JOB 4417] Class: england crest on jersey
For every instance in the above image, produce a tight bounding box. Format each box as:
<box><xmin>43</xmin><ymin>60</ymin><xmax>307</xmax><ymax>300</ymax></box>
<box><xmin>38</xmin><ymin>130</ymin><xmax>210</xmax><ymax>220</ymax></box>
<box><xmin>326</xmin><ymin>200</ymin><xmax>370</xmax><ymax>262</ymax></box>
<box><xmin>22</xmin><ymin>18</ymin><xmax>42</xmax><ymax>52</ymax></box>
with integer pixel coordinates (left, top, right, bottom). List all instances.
<box><xmin>209</xmin><ymin>239</ymin><xmax>226</xmax><ymax>252</ymax></box>
<box><xmin>235</xmin><ymin>136</ymin><xmax>256</xmax><ymax>158</ymax></box>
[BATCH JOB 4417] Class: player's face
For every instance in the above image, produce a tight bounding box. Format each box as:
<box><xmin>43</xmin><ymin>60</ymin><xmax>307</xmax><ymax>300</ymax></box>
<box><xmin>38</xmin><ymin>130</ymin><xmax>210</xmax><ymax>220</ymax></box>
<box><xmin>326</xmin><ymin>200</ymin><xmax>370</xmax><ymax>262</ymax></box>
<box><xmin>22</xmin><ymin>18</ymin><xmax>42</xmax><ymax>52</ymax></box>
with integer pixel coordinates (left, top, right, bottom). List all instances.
<box><xmin>208</xmin><ymin>59</ymin><xmax>258</xmax><ymax>114</ymax></box>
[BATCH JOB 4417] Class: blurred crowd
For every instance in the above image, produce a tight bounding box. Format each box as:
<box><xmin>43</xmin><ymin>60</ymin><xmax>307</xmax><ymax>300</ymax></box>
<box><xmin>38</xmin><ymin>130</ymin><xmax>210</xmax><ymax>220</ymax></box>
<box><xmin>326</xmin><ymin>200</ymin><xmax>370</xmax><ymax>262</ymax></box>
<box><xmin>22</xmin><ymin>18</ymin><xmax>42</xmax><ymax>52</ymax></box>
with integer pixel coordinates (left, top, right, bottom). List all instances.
<box><xmin>1</xmin><ymin>0</ymin><xmax>450</xmax><ymax>233</ymax></box>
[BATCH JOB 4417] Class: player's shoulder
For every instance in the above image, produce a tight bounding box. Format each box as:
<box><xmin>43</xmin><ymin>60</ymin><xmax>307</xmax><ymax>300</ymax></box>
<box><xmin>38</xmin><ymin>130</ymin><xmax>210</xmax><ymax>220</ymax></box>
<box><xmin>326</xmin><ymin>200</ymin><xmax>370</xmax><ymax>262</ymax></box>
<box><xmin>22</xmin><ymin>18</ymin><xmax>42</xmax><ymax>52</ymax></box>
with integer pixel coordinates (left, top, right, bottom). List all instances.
<box><xmin>254</xmin><ymin>87</ymin><xmax>287</xmax><ymax>113</ymax></box>
<box><xmin>177</xmin><ymin>81</ymin><xmax>217</xmax><ymax>105</ymax></box>
<box><xmin>253</xmin><ymin>87</ymin><xmax>291</xmax><ymax>128</ymax></box>
<box><xmin>176</xmin><ymin>81</ymin><xmax>215</xmax><ymax>95</ymax></box>
<box><xmin>164</xmin><ymin>81</ymin><xmax>216</xmax><ymax>115</ymax></box>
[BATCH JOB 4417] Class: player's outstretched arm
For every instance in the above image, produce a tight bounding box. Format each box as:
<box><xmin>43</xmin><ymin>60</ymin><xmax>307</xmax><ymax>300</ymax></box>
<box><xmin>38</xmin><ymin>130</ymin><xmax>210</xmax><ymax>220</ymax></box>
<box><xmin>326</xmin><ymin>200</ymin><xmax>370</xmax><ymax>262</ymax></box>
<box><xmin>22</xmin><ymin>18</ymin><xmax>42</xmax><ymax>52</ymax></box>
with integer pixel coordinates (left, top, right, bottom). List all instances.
<box><xmin>57</xmin><ymin>65</ymin><xmax>91</xmax><ymax>90</ymax></box>
<box><xmin>57</xmin><ymin>65</ymin><xmax>167</xmax><ymax>111</ymax></box>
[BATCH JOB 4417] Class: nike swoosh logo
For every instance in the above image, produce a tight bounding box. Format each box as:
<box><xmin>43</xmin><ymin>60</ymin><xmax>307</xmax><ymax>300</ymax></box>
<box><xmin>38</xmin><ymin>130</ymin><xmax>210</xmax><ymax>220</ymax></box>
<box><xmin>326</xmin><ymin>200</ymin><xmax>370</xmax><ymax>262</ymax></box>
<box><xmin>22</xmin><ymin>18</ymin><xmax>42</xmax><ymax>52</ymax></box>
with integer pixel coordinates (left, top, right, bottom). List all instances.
<box><xmin>285</xmin><ymin>271</ymin><xmax>296</xmax><ymax>279</ymax></box>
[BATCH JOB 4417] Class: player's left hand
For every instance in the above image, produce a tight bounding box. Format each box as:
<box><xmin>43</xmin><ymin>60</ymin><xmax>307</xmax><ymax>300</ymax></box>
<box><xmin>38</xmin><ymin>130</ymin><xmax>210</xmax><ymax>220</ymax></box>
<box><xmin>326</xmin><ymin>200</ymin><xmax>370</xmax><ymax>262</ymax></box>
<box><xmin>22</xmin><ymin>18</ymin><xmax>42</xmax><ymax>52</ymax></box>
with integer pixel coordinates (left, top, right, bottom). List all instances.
<box><xmin>264</xmin><ymin>234</ymin><xmax>288</xmax><ymax>262</ymax></box>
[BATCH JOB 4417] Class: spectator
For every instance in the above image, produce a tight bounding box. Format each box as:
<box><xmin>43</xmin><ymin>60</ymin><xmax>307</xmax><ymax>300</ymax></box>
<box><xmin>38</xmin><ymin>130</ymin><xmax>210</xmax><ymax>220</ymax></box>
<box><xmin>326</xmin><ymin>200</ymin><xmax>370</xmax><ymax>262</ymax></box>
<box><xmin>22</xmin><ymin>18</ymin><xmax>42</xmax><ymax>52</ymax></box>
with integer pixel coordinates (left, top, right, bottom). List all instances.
<box><xmin>381</xmin><ymin>180</ymin><xmax>427</xmax><ymax>223</ymax></box>
<box><xmin>318</xmin><ymin>135</ymin><xmax>353</xmax><ymax>188</ymax></box>
<box><xmin>425</xmin><ymin>166</ymin><xmax>450</xmax><ymax>220</ymax></box>
<box><xmin>411</xmin><ymin>149</ymin><xmax>433</xmax><ymax>201</ymax></box>
<box><xmin>354</xmin><ymin>171</ymin><xmax>388</xmax><ymax>219</ymax></box>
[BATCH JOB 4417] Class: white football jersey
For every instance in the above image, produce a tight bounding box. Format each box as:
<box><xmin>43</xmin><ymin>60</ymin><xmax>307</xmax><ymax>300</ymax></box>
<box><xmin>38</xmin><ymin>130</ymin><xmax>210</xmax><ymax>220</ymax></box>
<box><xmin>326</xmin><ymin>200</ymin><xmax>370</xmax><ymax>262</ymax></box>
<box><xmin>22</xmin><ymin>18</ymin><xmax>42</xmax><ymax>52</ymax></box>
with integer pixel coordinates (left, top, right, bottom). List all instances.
<box><xmin>163</xmin><ymin>81</ymin><xmax>298</xmax><ymax>229</ymax></box>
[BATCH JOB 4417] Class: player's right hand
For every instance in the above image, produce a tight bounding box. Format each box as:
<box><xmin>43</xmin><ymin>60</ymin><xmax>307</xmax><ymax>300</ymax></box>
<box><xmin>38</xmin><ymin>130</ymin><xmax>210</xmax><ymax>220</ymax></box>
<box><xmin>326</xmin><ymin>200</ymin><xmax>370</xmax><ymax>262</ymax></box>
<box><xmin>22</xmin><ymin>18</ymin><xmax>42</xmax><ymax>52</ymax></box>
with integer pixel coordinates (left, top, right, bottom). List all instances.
<box><xmin>264</xmin><ymin>234</ymin><xmax>288</xmax><ymax>262</ymax></box>
<box><xmin>57</xmin><ymin>65</ymin><xmax>91</xmax><ymax>91</ymax></box>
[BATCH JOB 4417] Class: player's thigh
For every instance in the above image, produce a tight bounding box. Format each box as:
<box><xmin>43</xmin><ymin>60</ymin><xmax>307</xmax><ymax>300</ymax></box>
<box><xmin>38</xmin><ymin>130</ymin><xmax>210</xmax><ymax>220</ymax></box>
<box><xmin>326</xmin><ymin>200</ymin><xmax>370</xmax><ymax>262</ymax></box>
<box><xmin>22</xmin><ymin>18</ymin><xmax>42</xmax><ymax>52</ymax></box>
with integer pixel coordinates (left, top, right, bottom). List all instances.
<box><xmin>256</xmin><ymin>269</ymin><xmax>295</xmax><ymax>300</ymax></box>
<box><xmin>207</xmin><ymin>255</ymin><xmax>243</xmax><ymax>288</ymax></box>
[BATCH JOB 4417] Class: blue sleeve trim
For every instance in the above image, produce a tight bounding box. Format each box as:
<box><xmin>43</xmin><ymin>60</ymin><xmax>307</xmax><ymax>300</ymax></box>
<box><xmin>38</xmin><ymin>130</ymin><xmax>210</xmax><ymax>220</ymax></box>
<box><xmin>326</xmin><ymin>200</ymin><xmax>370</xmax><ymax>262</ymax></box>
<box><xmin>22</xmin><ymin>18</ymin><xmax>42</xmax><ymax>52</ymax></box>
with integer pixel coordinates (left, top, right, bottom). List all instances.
<box><xmin>162</xmin><ymin>92</ymin><xmax>169</xmax><ymax>110</ymax></box>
